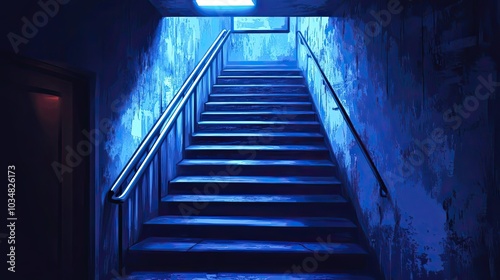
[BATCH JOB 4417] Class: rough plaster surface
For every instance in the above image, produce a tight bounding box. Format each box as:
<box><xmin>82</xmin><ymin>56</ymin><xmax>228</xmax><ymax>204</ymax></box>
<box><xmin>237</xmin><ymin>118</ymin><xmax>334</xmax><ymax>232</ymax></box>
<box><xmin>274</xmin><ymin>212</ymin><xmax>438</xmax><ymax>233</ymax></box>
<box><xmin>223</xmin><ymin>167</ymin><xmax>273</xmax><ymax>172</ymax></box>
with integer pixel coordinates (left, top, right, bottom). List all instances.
<box><xmin>99</xmin><ymin>16</ymin><xmax>231</xmax><ymax>279</ymax></box>
<box><xmin>104</xmin><ymin>17</ymin><xmax>230</xmax><ymax>184</ymax></box>
<box><xmin>297</xmin><ymin>1</ymin><xmax>499</xmax><ymax>278</ymax></box>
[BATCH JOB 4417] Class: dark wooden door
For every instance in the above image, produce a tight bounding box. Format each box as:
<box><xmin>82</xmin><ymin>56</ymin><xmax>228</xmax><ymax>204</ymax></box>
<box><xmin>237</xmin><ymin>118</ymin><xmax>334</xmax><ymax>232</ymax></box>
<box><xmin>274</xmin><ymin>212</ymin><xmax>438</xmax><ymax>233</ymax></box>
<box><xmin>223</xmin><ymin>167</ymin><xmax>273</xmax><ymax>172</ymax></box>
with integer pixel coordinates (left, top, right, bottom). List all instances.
<box><xmin>1</xmin><ymin>54</ymin><xmax>91</xmax><ymax>280</ymax></box>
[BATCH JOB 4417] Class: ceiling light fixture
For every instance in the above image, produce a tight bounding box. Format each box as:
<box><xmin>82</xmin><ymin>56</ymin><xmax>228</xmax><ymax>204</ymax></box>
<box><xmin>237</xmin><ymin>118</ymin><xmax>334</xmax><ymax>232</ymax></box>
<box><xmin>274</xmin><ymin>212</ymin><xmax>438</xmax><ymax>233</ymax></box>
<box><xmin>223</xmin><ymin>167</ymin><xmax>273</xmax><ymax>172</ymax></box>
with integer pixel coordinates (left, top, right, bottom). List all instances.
<box><xmin>195</xmin><ymin>0</ymin><xmax>255</xmax><ymax>7</ymax></box>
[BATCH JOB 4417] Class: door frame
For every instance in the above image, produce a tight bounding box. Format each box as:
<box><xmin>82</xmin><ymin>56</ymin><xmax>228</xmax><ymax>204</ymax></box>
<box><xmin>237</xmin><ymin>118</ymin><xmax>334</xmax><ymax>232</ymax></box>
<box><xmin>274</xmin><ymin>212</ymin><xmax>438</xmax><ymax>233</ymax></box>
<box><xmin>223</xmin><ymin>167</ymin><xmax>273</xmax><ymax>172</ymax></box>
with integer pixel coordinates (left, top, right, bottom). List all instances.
<box><xmin>1</xmin><ymin>52</ymin><xmax>95</xmax><ymax>280</ymax></box>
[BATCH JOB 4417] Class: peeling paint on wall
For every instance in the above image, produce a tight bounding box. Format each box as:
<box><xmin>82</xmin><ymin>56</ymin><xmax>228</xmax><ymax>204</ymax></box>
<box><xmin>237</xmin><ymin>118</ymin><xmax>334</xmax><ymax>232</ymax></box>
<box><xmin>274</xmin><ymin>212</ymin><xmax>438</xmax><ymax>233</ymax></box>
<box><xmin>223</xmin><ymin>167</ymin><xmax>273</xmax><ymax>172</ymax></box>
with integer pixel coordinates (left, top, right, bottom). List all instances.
<box><xmin>297</xmin><ymin>1</ymin><xmax>499</xmax><ymax>278</ymax></box>
<box><xmin>98</xmin><ymin>16</ymin><xmax>231</xmax><ymax>279</ymax></box>
<box><xmin>104</xmin><ymin>17</ymin><xmax>231</xmax><ymax>184</ymax></box>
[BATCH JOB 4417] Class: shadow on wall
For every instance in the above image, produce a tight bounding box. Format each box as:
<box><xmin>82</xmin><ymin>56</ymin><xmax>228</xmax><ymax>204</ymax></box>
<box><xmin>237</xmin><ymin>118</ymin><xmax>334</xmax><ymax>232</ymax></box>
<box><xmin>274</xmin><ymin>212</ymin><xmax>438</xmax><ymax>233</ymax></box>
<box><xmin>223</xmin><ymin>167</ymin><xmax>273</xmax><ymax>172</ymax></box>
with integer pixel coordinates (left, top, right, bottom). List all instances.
<box><xmin>297</xmin><ymin>0</ymin><xmax>499</xmax><ymax>279</ymax></box>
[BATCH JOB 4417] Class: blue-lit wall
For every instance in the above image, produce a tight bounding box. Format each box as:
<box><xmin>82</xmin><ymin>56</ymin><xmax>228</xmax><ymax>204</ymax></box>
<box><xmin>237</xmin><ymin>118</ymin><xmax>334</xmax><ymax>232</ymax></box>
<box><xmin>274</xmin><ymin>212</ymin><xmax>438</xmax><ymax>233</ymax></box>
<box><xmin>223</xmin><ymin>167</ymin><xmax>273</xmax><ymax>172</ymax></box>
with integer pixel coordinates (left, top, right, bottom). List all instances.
<box><xmin>103</xmin><ymin>17</ymin><xmax>230</xmax><ymax>193</ymax></box>
<box><xmin>101</xmin><ymin>16</ymin><xmax>230</xmax><ymax>280</ymax></box>
<box><xmin>297</xmin><ymin>1</ymin><xmax>499</xmax><ymax>279</ymax></box>
<box><xmin>93</xmin><ymin>15</ymin><xmax>231</xmax><ymax>279</ymax></box>
<box><xmin>228</xmin><ymin>17</ymin><xmax>297</xmax><ymax>62</ymax></box>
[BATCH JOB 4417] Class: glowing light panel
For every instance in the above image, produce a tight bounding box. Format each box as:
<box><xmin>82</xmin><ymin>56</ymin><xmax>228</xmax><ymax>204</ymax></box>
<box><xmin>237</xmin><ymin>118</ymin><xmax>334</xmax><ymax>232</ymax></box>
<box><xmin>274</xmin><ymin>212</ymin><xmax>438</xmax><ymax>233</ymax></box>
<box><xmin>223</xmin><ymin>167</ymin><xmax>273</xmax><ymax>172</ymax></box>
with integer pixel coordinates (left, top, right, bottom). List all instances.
<box><xmin>195</xmin><ymin>0</ymin><xmax>255</xmax><ymax>7</ymax></box>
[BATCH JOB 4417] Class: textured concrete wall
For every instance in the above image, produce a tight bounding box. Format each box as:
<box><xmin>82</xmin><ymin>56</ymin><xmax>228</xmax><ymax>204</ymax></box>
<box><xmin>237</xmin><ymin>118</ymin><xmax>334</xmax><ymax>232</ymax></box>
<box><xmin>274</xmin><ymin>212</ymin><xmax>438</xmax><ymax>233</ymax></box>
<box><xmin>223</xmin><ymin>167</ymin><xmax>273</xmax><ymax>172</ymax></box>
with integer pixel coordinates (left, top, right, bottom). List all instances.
<box><xmin>103</xmin><ymin>17</ymin><xmax>230</xmax><ymax>189</ymax></box>
<box><xmin>0</xmin><ymin>1</ymin><xmax>230</xmax><ymax>278</ymax></box>
<box><xmin>298</xmin><ymin>1</ymin><xmax>499</xmax><ymax>279</ymax></box>
<box><xmin>228</xmin><ymin>17</ymin><xmax>297</xmax><ymax>62</ymax></box>
<box><xmin>102</xmin><ymin>16</ymin><xmax>230</xmax><ymax>280</ymax></box>
<box><xmin>93</xmin><ymin>15</ymin><xmax>230</xmax><ymax>279</ymax></box>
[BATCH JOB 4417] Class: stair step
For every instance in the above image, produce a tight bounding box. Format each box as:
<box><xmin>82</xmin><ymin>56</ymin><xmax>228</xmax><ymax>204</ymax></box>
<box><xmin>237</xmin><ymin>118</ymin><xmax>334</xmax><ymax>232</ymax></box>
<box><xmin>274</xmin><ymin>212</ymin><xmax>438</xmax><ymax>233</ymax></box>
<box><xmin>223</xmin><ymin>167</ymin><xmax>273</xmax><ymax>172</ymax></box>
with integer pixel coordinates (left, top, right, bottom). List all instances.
<box><xmin>212</xmin><ymin>84</ymin><xmax>307</xmax><ymax>94</ymax></box>
<box><xmin>176</xmin><ymin>159</ymin><xmax>336</xmax><ymax>176</ymax></box>
<box><xmin>163</xmin><ymin>194</ymin><xmax>345</xmax><ymax>203</ymax></box>
<box><xmin>224</xmin><ymin>62</ymin><xmax>297</xmax><ymax>68</ymax></box>
<box><xmin>160</xmin><ymin>194</ymin><xmax>350</xmax><ymax>217</ymax></box>
<box><xmin>184</xmin><ymin>144</ymin><xmax>329</xmax><ymax>160</ymax></box>
<box><xmin>146</xmin><ymin>215</ymin><xmax>356</xmax><ymax>227</ymax></box>
<box><xmin>209</xmin><ymin>93</ymin><xmax>310</xmax><ymax>102</ymax></box>
<box><xmin>127</xmin><ymin>238</ymin><xmax>368</xmax><ymax>272</ymax></box>
<box><xmin>217</xmin><ymin>76</ymin><xmax>304</xmax><ymax>85</ymax></box>
<box><xmin>221</xmin><ymin>69</ymin><xmax>302</xmax><ymax>76</ymax></box>
<box><xmin>191</xmin><ymin>132</ymin><xmax>325</xmax><ymax>145</ymax></box>
<box><xmin>125</xmin><ymin>272</ymin><xmax>375</xmax><ymax>280</ymax></box>
<box><xmin>201</xmin><ymin>111</ymin><xmax>316</xmax><ymax>121</ymax></box>
<box><xmin>197</xmin><ymin>120</ymin><xmax>321</xmax><ymax>133</ymax></box>
<box><xmin>169</xmin><ymin>175</ymin><xmax>341</xmax><ymax>195</ymax></box>
<box><xmin>142</xmin><ymin>216</ymin><xmax>357</xmax><ymax>242</ymax></box>
<box><xmin>205</xmin><ymin>101</ymin><xmax>312</xmax><ymax>111</ymax></box>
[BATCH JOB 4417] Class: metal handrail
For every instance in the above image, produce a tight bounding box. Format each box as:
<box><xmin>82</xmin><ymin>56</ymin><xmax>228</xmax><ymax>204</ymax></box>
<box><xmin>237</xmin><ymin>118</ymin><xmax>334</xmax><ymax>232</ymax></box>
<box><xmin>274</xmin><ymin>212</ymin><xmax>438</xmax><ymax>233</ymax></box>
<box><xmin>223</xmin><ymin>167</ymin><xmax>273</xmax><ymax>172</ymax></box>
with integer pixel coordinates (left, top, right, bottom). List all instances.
<box><xmin>107</xmin><ymin>29</ymin><xmax>230</xmax><ymax>203</ymax></box>
<box><xmin>296</xmin><ymin>31</ymin><xmax>389</xmax><ymax>198</ymax></box>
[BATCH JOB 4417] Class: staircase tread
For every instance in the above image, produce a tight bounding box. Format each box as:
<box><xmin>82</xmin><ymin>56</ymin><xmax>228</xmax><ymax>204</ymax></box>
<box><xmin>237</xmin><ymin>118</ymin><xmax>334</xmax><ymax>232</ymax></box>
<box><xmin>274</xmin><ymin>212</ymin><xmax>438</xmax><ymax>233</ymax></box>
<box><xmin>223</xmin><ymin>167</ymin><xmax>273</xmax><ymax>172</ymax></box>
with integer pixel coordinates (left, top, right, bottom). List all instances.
<box><xmin>209</xmin><ymin>93</ymin><xmax>309</xmax><ymax>96</ymax></box>
<box><xmin>127</xmin><ymin>272</ymin><xmax>374</xmax><ymax>280</ymax></box>
<box><xmin>198</xmin><ymin>120</ymin><xmax>319</xmax><ymax>125</ymax></box>
<box><xmin>162</xmin><ymin>194</ymin><xmax>347</xmax><ymax>203</ymax></box>
<box><xmin>206</xmin><ymin>101</ymin><xmax>312</xmax><ymax>105</ymax></box>
<box><xmin>224</xmin><ymin>65</ymin><xmax>297</xmax><ymax>68</ymax></box>
<box><xmin>130</xmin><ymin>237</ymin><xmax>367</xmax><ymax>254</ymax></box>
<box><xmin>193</xmin><ymin>132</ymin><xmax>323</xmax><ymax>137</ymax></box>
<box><xmin>223</xmin><ymin>68</ymin><xmax>302</xmax><ymax>71</ymax></box>
<box><xmin>218</xmin><ymin>76</ymin><xmax>303</xmax><ymax>79</ymax></box>
<box><xmin>146</xmin><ymin>216</ymin><xmax>356</xmax><ymax>228</ymax></box>
<box><xmin>213</xmin><ymin>84</ymin><xmax>306</xmax><ymax>87</ymax></box>
<box><xmin>178</xmin><ymin>159</ymin><xmax>335</xmax><ymax>166</ymax></box>
<box><xmin>202</xmin><ymin>110</ymin><xmax>315</xmax><ymax>114</ymax></box>
<box><xmin>171</xmin><ymin>175</ymin><xmax>340</xmax><ymax>184</ymax></box>
<box><xmin>185</xmin><ymin>145</ymin><xmax>327</xmax><ymax>151</ymax></box>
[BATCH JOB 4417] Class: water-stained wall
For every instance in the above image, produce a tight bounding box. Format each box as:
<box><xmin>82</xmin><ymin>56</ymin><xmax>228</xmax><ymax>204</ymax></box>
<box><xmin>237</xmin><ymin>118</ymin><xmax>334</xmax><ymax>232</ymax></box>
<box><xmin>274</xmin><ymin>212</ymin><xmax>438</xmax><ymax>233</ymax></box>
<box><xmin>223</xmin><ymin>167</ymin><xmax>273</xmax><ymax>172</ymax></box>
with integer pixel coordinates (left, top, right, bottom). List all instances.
<box><xmin>297</xmin><ymin>1</ymin><xmax>499</xmax><ymax>279</ymax></box>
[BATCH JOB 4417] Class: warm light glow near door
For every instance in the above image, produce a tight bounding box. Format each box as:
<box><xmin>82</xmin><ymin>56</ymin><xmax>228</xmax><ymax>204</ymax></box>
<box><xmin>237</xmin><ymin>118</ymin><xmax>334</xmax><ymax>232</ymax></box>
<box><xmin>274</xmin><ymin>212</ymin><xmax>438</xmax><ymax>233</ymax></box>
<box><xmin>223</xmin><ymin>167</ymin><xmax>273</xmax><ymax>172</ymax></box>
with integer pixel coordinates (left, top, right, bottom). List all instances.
<box><xmin>195</xmin><ymin>0</ymin><xmax>255</xmax><ymax>7</ymax></box>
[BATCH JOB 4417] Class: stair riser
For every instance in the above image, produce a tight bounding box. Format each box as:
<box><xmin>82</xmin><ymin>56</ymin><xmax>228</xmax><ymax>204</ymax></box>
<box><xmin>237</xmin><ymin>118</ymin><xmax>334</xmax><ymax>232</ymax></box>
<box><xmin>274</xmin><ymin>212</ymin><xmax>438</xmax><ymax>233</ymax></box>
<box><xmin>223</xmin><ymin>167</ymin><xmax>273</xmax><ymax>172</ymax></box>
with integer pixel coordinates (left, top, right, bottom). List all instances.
<box><xmin>141</xmin><ymin>225</ymin><xmax>357</xmax><ymax>243</ymax></box>
<box><xmin>221</xmin><ymin>70</ymin><xmax>302</xmax><ymax>76</ymax></box>
<box><xmin>126</xmin><ymin>252</ymin><xmax>367</xmax><ymax>273</ymax></box>
<box><xmin>197</xmin><ymin>123</ymin><xmax>321</xmax><ymax>133</ymax></box>
<box><xmin>212</xmin><ymin>86</ymin><xmax>307</xmax><ymax>94</ymax></box>
<box><xmin>184</xmin><ymin>149</ymin><xmax>330</xmax><ymax>160</ymax></box>
<box><xmin>177</xmin><ymin>165</ymin><xmax>337</xmax><ymax>177</ymax></box>
<box><xmin>209</xmin><ymin>95</ymin><xmax>310</xmax><ymax>102</ymax></box>
<box><xmin>168</xmin><ymin>182</ymin><xmax>340</xmax><ymax>195</ymax></box>
<box><xmin>201</xmin><ymin>113</ymin><xmax>316</xmax><ymax>121</ymax></box>
<box><xmin>160</xmin><ymin>202</ymin><xmax>349</xmax><ymax>217</ymax></box>
<box><xmin>217</xmin><ymin>78</ymin><xmax>305</xmax><ymax>85</ymax></box>
<box><xmin>205</xmin><ymin>104</ymin><xmax>312</xmax><ymax>111</ymax></box>
<box><xmin>191</xmin><ymin>136</ymin><xmax>325</xmax><ymax>145</ymax></box>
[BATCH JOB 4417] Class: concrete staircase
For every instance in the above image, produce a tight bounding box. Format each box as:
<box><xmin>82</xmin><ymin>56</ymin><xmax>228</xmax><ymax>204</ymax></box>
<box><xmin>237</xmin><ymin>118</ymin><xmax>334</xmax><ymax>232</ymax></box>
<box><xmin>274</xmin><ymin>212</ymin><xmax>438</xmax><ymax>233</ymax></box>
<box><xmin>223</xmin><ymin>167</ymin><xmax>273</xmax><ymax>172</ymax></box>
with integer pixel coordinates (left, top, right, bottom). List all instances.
<box><xmin>124</xmin><ymin>64</ymin><xmax>376</xmax><ymax>279</ymax></box>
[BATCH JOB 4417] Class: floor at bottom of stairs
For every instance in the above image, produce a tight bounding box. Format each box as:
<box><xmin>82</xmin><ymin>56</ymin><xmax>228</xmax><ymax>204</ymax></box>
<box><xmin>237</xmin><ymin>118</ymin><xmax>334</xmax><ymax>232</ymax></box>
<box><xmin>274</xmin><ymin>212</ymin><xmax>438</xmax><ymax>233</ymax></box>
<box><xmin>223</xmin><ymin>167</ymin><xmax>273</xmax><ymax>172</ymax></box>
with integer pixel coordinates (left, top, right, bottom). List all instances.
<box><xmin>123</xmin><ymin>272</ymin><xmax>375</xmax><ymax>279</ymax></box>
